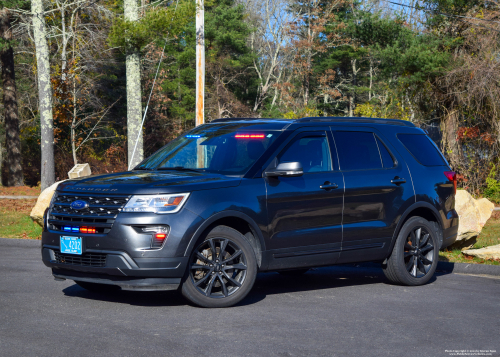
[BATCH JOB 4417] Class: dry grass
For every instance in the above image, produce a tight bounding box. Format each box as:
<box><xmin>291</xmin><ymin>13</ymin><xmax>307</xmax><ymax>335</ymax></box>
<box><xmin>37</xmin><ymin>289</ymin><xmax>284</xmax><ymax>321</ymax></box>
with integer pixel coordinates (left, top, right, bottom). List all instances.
<box><xmin>0</xmin><ymin>186</ymin><xmax>41</xmax><ymax>196</ymax></box>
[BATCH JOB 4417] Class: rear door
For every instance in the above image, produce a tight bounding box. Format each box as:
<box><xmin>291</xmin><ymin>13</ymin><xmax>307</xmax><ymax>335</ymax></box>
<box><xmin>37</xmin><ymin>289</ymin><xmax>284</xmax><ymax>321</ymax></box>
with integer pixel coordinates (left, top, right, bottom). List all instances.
<box><xmin>330</xmin><ymin>126</ymin><xmax>414</xmax><ymax>264</ymax></box>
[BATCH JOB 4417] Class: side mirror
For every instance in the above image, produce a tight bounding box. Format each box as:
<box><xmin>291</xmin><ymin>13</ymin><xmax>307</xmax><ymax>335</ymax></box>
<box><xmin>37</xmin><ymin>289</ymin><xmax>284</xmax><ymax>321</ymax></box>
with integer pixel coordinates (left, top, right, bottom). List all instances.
<box><xmin>265</xmin><ymin>162</ymin><xmax>303</xmax><ymax>177</ymax></box>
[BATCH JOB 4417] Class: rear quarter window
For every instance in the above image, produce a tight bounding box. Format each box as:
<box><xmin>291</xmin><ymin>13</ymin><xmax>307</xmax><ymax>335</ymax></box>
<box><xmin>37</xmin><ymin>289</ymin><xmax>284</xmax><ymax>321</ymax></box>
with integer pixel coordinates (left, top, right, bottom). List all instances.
<box><xmin>398</xmin><ymin>134</ymin><xmax>445</xmax><ymax>166</ymax></box>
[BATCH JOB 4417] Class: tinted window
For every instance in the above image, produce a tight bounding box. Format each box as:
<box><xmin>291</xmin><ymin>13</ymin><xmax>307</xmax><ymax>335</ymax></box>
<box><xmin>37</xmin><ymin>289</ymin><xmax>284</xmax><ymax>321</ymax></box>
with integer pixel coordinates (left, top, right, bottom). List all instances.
<box><xmin>333</xmin><ymin>131</ymin><xmax>382</xmax><ymax>170</ymax></box>
<box><xmin>279</xmin><ymin>135</ymin><xmax>332</xmax><ymax>173</ymax></box>
<box><xmin>376</xmin><ymin>137</ymin><xmax>395</xmax><ymax>168</ymax></box>
<box><xmin>398</xmin><ymin>134</ymin><xmax>445</xmax><ymax>166</ymax></box>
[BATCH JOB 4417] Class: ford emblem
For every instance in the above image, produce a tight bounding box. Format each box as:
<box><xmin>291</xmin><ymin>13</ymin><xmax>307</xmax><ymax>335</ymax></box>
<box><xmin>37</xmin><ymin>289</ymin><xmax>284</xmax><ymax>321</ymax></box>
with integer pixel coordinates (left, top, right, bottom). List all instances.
<box><xmin>70</xmin><ymin>200</ymin><xmax>89</xmax><ymax>210</ymax></box>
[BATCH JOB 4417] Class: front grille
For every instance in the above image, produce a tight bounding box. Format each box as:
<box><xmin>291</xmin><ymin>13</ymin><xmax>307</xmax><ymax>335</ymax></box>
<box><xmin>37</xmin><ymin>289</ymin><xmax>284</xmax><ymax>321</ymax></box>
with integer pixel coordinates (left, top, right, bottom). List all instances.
<box><xmin>54</xmin><ymin>251</ymin><xmax>107</xmax><ymax>267</ymax></box>
<box><xmin>48</xmin><ymin>193</ymin><xmax>130</xmax><ymax>234</ymax></box>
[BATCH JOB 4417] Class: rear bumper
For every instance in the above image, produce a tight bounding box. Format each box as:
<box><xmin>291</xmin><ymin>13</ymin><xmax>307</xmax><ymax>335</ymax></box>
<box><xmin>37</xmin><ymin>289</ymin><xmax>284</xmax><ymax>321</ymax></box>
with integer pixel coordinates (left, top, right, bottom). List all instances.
<box><xmin>442</xmin><ymin>209</ymin><xmax>459</xmax><ymax>249</ymax></box>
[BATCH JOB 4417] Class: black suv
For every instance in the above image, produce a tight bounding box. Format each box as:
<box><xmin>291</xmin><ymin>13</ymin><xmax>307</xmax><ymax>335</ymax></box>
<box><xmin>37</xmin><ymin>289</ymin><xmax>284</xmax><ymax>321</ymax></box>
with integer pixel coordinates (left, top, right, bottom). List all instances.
<box><xmin>41</xmin><ymin>117</ymin><xmax>459</xmax><ymax>308</ymax></box>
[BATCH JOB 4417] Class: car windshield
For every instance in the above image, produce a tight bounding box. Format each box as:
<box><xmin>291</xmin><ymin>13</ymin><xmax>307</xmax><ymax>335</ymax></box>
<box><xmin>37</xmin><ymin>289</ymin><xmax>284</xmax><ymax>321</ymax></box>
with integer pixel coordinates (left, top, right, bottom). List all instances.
<box><xmin>135</xmin><ymin>125</ymin><xmax>280</xmax><ymax>176</ymax></box>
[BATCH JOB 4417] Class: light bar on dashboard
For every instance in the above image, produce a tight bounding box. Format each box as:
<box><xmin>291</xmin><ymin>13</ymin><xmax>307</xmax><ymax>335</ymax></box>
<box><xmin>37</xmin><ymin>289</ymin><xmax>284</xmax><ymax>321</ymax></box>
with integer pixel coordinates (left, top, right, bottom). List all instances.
<box><xmin>235</xmin><ymin>134</ymin><xmax>265</xmax><ymax>139</ymax></box>
<box><xmin>186</xmin><ymin>135</ymin><xmax>201</xmax><ymax>138</ymax></box>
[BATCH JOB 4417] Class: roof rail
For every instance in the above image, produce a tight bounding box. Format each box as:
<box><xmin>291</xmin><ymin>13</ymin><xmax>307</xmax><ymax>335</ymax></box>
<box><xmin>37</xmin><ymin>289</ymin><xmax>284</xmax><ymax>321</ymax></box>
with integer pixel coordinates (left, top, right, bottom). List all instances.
<box><xmin>209</xmin><ymin>117</ymin><xmax>280</xmax><ymax>123</ymax></box>
<box><xmin>296</xmin><ymin>116</ymin><xmax>415</xmax><ymax>127</ymax></box>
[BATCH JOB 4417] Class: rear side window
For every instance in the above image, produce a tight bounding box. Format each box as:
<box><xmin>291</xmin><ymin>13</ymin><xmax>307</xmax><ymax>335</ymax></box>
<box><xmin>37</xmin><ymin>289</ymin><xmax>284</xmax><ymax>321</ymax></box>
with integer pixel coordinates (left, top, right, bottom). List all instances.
<box><xmin>376</xmin><ymin>137</ymin><xmax>395</xmax><ymax>168</ymax></box>
<box><xmin>398</xmin><ymin>134</ymin><xmax>445</xmax><ymax>166</ymax></box>
<box><xmin>333</xmin><ymin>131</ymin><xmax>382</xmax><ymax>170</ymax></box>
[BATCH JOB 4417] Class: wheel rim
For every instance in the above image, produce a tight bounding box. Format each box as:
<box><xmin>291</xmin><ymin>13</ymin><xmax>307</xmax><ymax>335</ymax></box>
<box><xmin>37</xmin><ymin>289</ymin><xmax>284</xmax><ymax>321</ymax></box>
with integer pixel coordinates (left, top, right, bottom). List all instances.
<box><xmin>403</xmin><ymin>226</ymin><xmax>434</xmax><ymax>278</ymax></box>
<box><xmin>189</xmin><ymin>238</ymin><xmax>247</xmax><ymax>298</ymax></box>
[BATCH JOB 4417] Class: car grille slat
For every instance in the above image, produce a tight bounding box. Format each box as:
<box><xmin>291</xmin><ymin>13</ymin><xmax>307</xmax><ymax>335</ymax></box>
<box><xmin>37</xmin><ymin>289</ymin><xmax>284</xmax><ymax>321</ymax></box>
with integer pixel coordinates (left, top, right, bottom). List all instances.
<box><xmin>49</xmin><ymin>193</ymin><xmax>130</xmax><ymax>234</ymax></box>
<box><xmin>54</xmin><ymin>251</ymin><xmax>107</xmax><ymax>267</ymax></box>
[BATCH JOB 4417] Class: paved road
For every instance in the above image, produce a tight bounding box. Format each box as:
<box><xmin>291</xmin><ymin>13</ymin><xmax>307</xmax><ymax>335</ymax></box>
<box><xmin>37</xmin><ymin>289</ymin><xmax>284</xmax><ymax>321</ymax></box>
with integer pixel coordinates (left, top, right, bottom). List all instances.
<box><xmin>1</xmin><ymin>238</ymin><xmax>499</xmax><ymax>357</ymax></box>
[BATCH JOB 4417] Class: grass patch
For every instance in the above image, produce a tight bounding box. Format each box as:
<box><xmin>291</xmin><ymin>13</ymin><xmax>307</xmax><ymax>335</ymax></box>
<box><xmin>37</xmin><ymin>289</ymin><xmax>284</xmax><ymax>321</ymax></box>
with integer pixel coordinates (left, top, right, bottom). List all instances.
<box><xmin>0</xmin><ymin>199</ymin><xmax>42</xmax><ymax>239</ymax></box>
<box><xmin>439</xmin><ymin>211</ymin><xmax>500</xmax><ymax>266</ymax></box>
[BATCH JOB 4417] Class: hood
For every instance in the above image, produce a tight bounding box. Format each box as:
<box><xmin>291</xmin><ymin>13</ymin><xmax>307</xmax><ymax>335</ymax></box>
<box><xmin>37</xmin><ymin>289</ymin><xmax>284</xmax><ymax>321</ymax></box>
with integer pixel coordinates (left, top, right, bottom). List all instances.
<box><xmin>57</xmin><ymin>170</ymin><xmax>242</xmax><ymax>195</ymax></box>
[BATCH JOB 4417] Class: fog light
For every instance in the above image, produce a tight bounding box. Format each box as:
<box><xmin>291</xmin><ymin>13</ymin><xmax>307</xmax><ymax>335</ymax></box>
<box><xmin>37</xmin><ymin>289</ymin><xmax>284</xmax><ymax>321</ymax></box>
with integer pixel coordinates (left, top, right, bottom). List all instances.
<box><xmin>152</xmin><ymin>232</ymin><xmax>168</xmax><ymax>248</ymax></box>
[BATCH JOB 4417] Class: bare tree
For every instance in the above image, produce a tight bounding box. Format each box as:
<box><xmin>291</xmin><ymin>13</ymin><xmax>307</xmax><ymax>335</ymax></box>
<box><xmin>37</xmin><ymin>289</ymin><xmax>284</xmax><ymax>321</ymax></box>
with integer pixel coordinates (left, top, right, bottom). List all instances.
<box><xmin>124</xmin><ymin>0</ymin><xmax>143</xmax><ymax>169</ymax></box>
<box><xmin>244</xmin><ymin>0</ymin><xmax>296</xmax><ymax>113</ymax></box>
<box><xmin>32</xmin><ymin>0</ymin><xmax>55</xmax><ymax>190</ymax></box>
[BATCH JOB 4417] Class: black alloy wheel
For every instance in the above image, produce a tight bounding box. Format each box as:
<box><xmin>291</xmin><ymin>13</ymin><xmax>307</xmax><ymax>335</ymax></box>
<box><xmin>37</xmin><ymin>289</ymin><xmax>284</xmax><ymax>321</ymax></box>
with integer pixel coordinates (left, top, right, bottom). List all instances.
<box><xmin>189</xmin><ymin>237</ymin><xmax>248</xmax><ymax>298</ymax></box>
<box><xmin>403</xmin><ymin>226</ymin><xmax>434</xmax><ymax>278</ymax></box>
<box><xmin>383</xmin><ymin>216</ymin><xmax>439</xmax><ymax>286</ymax></box>
<box><xmin>181</xmin><ymin>226</ymin><xmax>257</xmax><ymax>308</ymax></box>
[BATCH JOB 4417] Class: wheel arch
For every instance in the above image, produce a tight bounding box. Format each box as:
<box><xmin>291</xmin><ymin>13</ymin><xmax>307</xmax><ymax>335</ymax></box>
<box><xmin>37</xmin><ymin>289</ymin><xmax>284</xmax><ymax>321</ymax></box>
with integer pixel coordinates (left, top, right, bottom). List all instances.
<box><xmin>389</xmin><ymin>202</ymin><xmax>444</xmax><ymax>253</ymax></box>
<box><xmin>183</xmin><ymin>210</ymin><xmax>266</xmax><ymax>268</ymax></box>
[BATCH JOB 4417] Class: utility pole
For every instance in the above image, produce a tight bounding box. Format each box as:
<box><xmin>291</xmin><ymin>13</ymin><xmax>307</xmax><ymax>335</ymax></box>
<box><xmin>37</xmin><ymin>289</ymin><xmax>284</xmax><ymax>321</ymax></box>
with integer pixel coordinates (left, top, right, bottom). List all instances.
<box><xmin>195</xmin><ymin>0</ymin><xmax>204</xmax><ymax>126</ymax></box>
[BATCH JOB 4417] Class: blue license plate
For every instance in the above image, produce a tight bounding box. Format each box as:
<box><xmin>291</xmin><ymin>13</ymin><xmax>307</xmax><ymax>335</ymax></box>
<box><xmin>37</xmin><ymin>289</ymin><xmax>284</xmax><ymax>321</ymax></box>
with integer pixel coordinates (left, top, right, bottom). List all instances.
<box><xmin>60</xmin><ymin>236</ymin><xmax>82</xmax><ymax>255</ymax></box>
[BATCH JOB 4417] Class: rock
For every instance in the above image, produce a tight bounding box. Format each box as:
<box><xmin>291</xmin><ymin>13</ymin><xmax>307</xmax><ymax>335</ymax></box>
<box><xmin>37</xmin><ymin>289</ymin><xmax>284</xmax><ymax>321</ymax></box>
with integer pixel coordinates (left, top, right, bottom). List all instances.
<box><xmin>476</xmin><ymin>198</ymin><xmax>494</xmax><ymax>227</ymax></box>
<box><xmin>463</xmin><ymin>244</ymin><xmax>500</xmax><ymax>260</ymax></box>
<box><xmin>30</xmin><ymin>181</ymin><xmax>64</xmax><ymax>227</ymax></box>
<box><xmin>68</xmin><ymin>163</ymin><xmax>91</xmax><ymax>179</ymax></box>
<box><xmin>449</xmin><ymin>190</ymin><xmax>494</xmax><ymax>250</ymax></box>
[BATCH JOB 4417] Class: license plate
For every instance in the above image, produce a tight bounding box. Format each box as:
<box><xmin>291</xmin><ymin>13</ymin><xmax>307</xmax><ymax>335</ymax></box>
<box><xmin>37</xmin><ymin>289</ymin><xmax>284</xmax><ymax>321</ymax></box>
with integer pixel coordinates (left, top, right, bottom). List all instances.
<box><xmin>60</xmin><ymin>236</ymin><xmax>82</xmax><ymax>255</ymax></box>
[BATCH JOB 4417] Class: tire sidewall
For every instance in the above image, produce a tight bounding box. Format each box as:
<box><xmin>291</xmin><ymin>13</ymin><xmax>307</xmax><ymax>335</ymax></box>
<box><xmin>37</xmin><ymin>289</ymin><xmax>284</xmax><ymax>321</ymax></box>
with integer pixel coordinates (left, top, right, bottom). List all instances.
<box><xmin>393</xmin><ymin>217</ymin><xmax>439</xmax><ymax>286</ymax></box>
<box><xmin>181</xmin><ymin>226</ymin><xmax>258</xmax><ymax>308</ymax></box>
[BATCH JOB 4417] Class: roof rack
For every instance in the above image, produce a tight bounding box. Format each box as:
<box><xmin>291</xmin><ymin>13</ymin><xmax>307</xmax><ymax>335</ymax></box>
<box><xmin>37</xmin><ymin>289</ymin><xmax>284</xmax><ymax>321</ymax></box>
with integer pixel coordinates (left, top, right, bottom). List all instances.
<box><xmin>209</xmin><ymin>118</ymin><xmax>286</xmax><ymax>123</ymax></box>
<box><xmin>209</xmin><ymin>116</ymin><xmax>415</xmax><ymax>127</ymax></box>
<box><xmin>296</xmin><ymin>117</ymin><xmax>415</xmax><ymax>127</ymax></box>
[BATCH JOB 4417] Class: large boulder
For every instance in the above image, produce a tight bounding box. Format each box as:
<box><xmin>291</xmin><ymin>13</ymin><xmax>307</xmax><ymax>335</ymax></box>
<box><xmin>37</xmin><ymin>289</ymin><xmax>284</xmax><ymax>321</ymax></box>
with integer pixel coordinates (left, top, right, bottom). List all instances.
<box><xmin>30</xmin><ymin>181</ymin><xmax>64</xmax><ymax>227</ymax></box>
<box><xmin>450</xmin><ymin>190</ymin><xmax>494</xmax><ymax>250</ymax></box>
<box><xmin>463</xmin><ymin>244</ymin><xmax>500</xmax><ymax>260</ymax></box>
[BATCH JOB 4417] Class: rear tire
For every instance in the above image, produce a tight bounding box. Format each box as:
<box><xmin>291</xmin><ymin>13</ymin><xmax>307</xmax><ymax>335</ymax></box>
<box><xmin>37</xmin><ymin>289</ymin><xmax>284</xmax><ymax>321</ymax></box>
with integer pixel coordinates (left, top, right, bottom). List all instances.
<box><xmin>75</xmin><ymin>281</ymin><xmax>120</xmax><ymax>293</ymax></box>
<box><xmin>383</xmin><ymin>217</ymin><xmax>439</xmax><ymax>286</ymax></box>
<box><xmin>181</xmin><ymin>226</ymin><xmax>257</xmax><ymax>308</ymax></box>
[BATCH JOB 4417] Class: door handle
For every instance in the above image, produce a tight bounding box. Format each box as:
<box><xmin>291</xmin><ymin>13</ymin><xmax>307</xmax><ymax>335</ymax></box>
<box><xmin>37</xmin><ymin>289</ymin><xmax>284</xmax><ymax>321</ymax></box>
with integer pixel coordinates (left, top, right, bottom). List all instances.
<box><xmin>391</xmin><ymin>177</ymin><xmax>406</xmax><ymax>185</ymax></box>
<box><xmin>320</xmin><ymin>182</ymin><xmax>339</xmax><ymax>190</ymax></box>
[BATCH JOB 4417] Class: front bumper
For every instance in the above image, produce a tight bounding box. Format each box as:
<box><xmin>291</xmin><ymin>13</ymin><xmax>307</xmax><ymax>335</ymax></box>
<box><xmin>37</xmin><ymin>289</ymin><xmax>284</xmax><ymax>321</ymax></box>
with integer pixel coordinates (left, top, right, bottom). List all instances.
<box><xmin>42</xmin><ymin>246</ymin><xmax>188</xmax><ymax>290</ymax></box>
<box><xmin>41</xmin><ymin>208</ymin><xmax>203</xmax><ymax>290</ymax></box>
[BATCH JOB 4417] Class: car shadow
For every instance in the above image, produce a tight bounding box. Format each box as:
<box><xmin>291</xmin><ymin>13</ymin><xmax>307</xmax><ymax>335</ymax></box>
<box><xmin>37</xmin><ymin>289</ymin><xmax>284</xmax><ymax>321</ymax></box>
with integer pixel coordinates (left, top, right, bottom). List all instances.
<box><xmin>62</xmin><ymin>263</ymin><xmax>438</xmax><ymax>307</ymax></box>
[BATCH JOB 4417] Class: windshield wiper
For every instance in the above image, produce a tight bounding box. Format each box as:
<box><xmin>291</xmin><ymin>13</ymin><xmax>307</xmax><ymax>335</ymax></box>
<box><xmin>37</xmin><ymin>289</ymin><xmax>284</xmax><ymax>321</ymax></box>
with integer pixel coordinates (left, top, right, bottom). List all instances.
<box><xmin>156</xmin><ymin>166</ymin><xmax>202</xmax><ymax>173</ymax></box>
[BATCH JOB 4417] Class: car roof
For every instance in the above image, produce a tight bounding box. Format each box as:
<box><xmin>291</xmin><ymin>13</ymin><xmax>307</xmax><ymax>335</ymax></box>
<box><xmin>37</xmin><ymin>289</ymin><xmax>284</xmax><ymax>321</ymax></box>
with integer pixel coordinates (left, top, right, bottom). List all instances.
<box><xmin>209</xmin><ymin>117</ymin><xmax>416</xmax><ymax>128</ymax></box>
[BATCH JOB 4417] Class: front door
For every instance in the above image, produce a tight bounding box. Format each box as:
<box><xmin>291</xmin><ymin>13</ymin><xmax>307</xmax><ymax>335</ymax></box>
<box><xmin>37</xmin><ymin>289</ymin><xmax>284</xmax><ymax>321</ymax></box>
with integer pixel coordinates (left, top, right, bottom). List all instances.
<box><xmin>265</xmin><ymin>129</ymin><xmax>344</xmax><ymax>269</ymax></box>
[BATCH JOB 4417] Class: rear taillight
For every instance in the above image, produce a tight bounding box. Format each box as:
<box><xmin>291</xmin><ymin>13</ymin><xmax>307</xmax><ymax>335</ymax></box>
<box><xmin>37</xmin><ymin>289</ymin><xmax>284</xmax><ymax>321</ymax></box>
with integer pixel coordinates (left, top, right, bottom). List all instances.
<box><xmin>444</xmin><ymin>171</ymin><xmax>457</xmax><ymax>194</ymax></box>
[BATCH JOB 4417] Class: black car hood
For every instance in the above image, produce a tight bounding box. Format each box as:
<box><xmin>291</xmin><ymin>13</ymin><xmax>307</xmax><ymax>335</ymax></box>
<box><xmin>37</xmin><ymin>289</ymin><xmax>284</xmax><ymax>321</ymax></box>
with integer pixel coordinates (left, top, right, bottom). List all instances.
<box><xmin>57</xmin><ymin>170</ymin><xmax>242</xmax><ymax>195</ymax></box>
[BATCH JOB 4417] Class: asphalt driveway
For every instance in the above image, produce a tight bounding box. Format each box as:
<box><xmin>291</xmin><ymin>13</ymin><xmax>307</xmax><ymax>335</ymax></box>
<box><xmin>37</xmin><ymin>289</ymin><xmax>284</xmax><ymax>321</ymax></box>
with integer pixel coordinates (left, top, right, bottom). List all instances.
<box><xmin>0</xmin><ymin>238</ymin><xmax>499</xmax><ymax>357</ymax></box>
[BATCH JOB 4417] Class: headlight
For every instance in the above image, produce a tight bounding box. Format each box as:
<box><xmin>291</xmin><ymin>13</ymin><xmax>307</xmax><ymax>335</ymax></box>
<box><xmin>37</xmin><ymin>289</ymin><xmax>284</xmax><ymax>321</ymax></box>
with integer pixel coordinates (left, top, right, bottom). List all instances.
<box><xmin>122</xmin><ymin>193</ymin><xmax>190</xmax><ymax>214</ymax></box>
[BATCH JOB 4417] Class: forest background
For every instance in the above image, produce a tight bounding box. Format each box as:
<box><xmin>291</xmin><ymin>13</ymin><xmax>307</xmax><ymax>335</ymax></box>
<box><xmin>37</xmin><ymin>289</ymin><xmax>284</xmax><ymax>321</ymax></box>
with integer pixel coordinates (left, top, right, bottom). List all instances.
<box><xmin>1</xmin><ymin>0</ymin><xmax>500</xmax><ymax>201</ymax></box>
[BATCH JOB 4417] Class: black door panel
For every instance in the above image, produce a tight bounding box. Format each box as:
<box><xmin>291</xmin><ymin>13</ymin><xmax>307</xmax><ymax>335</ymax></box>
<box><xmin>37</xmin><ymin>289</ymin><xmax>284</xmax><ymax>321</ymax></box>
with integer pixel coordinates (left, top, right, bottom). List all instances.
<box><xmin>331</xmin><ymin>127</ymin><xmax>415</xmax><ymax>262</ymax></box>
<box><xmin>265</xmin><ymin>130</ymin><xmax>344</xmax><ymax>262</ymax></box>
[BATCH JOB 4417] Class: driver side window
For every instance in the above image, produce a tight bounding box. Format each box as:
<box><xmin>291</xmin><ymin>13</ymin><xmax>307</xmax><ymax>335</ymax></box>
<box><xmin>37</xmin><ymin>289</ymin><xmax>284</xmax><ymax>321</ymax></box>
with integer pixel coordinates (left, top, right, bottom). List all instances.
<box><xmin>278</xmin><ymin>134</ymin><xmax>332</xmax><ymax>173</ymax></box>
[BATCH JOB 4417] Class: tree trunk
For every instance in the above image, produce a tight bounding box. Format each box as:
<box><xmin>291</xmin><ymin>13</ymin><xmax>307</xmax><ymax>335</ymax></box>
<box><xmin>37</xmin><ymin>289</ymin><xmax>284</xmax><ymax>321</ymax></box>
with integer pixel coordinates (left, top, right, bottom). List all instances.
<box><xmin>32</xmin><ymin>0</ymin><xmax>55</xmax><ymax>190</ymax></box>
<box><xmin>0</xmin><ymin>9</ymin><xmax>23</xmax><ymax>186</ymax></box>
<box><xmin>442</xmin><ymin>109</ymin><xmax>462</xmax><ymax>170</ymax></box>
<box><xmin>124</xmin><ymin>0</ymin><xmax>143</xmax><ymax>169</ymax></box>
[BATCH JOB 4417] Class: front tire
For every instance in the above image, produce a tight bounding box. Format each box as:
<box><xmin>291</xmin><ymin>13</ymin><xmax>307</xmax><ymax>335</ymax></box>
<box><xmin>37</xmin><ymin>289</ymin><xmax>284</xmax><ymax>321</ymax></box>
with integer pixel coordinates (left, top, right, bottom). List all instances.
<box><xmin>181</xmin><ymin>226</ymin><xmax>257</xmax><ymax>308</ymax></box>
<box><xmin>383</xmin><ymin>217</ymin><xmax>439</xmax><ymax>286</ymax></box>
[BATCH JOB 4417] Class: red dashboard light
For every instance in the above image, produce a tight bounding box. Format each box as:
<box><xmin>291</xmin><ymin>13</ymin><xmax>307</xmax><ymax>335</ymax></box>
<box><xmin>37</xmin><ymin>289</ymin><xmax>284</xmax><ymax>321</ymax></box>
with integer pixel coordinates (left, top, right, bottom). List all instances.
<box><xmin>235</xmin><ymin>134</ymin><xmax>265</xmax><ymax>139</ymax></box>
